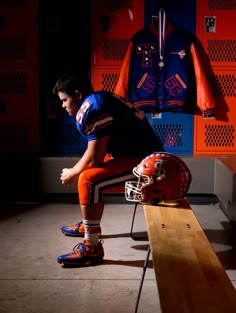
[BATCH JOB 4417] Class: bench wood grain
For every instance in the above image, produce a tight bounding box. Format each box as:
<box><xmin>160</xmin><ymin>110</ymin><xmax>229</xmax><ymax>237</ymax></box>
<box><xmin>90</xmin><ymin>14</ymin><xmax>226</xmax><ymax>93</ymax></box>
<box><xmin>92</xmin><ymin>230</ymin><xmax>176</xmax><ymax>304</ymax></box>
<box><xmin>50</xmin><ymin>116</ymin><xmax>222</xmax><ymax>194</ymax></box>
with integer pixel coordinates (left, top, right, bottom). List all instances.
<box><xmin>143</xmin><ymin>198</ymin><xmax>236</xmax><ymax>313</ymax></box>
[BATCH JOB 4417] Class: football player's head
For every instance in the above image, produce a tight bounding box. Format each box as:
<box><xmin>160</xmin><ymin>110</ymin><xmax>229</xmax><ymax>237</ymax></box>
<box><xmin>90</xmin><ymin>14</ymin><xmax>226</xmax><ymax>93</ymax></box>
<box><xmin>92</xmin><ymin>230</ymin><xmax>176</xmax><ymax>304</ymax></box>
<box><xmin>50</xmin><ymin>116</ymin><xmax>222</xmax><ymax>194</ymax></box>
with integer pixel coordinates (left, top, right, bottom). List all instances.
<box><xmin>125</xmin><ymin>152</ymin><xmax>192</xmax><ymax>204</ymax></box>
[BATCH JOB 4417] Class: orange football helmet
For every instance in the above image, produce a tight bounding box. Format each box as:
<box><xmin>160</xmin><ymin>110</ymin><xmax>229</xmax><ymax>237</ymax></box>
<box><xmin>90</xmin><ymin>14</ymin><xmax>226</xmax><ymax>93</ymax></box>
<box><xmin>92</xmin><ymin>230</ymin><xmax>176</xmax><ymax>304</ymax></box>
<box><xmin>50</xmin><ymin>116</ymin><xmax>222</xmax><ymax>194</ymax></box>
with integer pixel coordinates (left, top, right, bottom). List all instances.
<box><xmin>125</xmin><ymin>152</ymin><xmax>192</xmax><ymax>204</ymax></box>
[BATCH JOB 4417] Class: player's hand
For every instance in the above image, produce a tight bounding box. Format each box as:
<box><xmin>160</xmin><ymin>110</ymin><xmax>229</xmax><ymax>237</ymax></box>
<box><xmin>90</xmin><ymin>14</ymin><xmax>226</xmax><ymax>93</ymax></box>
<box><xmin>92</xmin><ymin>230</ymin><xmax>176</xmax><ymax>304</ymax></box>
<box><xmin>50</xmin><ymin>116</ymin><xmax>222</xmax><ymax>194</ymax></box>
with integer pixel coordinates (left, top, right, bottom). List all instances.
<box><xmin>60</xmin><ymin>168</ymin><xmax>78</xmax><ymax>186</ymax></box>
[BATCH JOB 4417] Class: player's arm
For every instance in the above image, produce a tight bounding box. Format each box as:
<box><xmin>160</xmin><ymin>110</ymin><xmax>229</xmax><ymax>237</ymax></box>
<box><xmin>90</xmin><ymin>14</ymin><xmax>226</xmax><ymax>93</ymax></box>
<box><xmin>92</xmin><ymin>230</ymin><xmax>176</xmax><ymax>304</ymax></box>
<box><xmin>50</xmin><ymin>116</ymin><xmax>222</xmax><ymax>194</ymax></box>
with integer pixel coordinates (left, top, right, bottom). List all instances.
<box><xmin>60</xmin><ymin>136</ymin><xmax>109</xmax><ymax>185</ymax></box>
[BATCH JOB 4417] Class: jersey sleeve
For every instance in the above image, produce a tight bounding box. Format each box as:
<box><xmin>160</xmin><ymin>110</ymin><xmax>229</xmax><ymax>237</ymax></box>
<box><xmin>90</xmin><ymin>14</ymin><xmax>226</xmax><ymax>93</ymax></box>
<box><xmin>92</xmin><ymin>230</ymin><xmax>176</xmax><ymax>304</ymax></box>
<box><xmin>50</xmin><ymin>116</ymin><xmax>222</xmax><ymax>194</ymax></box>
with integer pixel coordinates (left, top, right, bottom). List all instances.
<box><xmin>76</xmin><ymin>96</ymin><xmax>113</xmax><ymax>142</ymax></box>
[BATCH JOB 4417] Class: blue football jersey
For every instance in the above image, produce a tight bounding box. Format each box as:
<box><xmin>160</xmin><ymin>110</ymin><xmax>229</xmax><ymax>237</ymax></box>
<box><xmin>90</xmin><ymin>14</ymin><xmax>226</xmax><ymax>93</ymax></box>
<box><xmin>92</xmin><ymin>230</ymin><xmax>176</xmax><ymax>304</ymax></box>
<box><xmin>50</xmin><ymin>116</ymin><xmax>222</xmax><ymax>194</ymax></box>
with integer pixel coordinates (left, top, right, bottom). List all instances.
<box><xmin>76</xmin><ymin>91</ymin><xmax>163</xmax><ymax>157</ymax></box>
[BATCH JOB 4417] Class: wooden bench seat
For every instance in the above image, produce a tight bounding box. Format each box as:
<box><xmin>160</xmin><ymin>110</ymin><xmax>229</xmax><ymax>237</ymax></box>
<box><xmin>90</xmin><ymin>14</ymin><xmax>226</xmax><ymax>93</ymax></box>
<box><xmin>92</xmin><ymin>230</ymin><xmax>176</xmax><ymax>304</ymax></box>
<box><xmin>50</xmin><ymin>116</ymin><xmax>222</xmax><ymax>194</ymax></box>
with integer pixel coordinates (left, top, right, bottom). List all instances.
<box><xmin>142</xmin><ymin>198</ymin><xmax>236</xmax><ymax>313</ymax></box>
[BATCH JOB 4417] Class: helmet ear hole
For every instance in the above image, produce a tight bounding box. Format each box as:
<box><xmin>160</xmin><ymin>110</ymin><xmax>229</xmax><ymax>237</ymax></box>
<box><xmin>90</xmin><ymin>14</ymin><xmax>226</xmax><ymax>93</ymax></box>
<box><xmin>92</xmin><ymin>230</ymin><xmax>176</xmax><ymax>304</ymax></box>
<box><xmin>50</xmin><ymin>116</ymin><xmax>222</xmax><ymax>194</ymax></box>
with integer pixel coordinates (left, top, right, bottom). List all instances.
<box><xmin>152</xmin><ymin>193</ymin><xmax>166</xmax><ymax>204</ymax></box>
<box><xmin>151</xmin><ymin>197</ymin><xmax>162</xmax><ymax>205</ymax></box>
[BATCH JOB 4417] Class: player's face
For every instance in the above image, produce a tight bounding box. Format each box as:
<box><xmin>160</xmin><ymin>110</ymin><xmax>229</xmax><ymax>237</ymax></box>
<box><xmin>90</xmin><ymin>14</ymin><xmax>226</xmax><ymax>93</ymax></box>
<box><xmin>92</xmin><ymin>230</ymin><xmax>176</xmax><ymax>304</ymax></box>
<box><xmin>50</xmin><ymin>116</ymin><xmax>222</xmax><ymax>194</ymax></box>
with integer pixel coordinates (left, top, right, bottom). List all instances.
<box><xmin>58</xmin><ymin>91</ymin><xmax>80</xmax><ymax>116</ymax></box>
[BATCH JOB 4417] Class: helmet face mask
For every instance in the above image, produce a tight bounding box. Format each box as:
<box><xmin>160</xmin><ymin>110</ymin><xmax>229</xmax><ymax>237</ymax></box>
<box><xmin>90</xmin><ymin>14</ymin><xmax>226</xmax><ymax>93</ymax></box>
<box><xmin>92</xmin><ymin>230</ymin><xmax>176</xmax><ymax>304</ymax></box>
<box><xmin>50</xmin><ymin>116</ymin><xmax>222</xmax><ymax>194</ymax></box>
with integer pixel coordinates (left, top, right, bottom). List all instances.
<box><xmin>125</xmin><ymin>152</ymin><xmax>192</xmax><ymax>204</ymax></box>
<box><xmin>125</xmin><ymin>179</ymin><xmax>143</xmax><ymax>202</ymax></box>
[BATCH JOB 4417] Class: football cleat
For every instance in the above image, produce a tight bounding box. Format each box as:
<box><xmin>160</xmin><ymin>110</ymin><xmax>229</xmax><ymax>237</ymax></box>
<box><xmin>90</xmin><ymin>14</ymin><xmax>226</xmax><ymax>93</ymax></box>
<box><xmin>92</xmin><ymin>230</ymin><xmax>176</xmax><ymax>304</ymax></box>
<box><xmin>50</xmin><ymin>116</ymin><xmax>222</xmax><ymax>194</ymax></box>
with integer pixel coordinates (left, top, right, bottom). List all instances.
<box><xmin>61</xmin><ymin>220</ymin><xmax>102</xmax><ymax>237</ymax></box>
<box><xmin>57</xmin><ymin>240</ymin><xmax>104</xmax><ymax>267</ymax></box>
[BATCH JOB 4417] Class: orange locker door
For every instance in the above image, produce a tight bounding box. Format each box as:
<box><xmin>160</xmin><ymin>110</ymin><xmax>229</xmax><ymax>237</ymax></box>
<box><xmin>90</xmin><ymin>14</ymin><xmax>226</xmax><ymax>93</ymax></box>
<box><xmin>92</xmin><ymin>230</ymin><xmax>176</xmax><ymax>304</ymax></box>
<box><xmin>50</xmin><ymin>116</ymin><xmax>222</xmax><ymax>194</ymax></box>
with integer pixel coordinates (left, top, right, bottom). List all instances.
<box><xmin>91</xmin><ymin>0</ymin><xmax>144</xmax><ymax>92</ymax></box>
<box><xmin>0</xmin><ymin>0</ymin><xmax>39</xmax><ymax>156</ymax></box>
<box><xmin>194</xmin><ymin>0</ymin><xmax>236</xmax><ymax>154</ymax></box>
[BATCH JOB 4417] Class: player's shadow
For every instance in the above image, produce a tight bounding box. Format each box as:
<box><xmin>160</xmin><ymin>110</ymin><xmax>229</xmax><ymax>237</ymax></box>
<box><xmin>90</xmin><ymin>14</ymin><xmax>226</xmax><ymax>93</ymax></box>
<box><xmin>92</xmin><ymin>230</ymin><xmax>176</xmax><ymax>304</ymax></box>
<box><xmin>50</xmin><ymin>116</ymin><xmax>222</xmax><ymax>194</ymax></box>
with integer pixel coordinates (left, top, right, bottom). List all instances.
<box><xmin>62</xmin><ymin>258</ymin><xmax>152</xmax><ymax>269</ymax></box>
<box><xmin>103</xmin><ymin>258</ymin><xmax>152</xmax><ymax>268</ymax></box>
<box><xmin>62</xmin><ymin>243</ymin><xmax>152</xmax><ymax>268</ymax></box>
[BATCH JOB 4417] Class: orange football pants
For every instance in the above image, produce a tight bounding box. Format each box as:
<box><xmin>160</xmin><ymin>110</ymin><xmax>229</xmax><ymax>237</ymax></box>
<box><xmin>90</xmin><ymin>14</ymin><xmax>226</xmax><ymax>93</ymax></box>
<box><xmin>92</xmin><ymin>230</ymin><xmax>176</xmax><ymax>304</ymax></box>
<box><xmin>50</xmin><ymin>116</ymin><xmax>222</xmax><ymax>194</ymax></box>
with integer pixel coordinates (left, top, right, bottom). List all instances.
<box><xmin>78</xmin><ymin>154</ymin><xmax>143</xmax><ymax>205</ymax></box>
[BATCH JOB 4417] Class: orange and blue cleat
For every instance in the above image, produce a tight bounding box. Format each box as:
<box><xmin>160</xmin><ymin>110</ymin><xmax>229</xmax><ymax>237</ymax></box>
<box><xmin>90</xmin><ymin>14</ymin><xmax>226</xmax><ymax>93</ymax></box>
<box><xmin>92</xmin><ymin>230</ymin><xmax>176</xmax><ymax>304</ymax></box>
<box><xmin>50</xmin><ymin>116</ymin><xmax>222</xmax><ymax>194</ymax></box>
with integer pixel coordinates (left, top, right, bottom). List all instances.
<box><xmin>57</xmin><ymin>240</ymin><xmax>104</xmax><ymax>267</ymax></box>
<box><xmin>61</xmin><ymin>220</ymin><xmax>102</xmax><ymax>237</ymax></box>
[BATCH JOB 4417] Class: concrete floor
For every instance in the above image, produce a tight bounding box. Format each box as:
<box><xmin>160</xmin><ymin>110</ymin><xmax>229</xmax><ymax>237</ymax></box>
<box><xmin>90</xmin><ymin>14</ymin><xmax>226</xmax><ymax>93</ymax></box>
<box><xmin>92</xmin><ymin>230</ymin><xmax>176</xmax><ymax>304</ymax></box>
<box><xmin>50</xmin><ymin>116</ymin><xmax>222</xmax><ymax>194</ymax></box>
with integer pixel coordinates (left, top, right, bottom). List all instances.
<box><xmin>0</xmin><ymin>196</ymin><xmax>236</xmax><ymax>313</ymax></box>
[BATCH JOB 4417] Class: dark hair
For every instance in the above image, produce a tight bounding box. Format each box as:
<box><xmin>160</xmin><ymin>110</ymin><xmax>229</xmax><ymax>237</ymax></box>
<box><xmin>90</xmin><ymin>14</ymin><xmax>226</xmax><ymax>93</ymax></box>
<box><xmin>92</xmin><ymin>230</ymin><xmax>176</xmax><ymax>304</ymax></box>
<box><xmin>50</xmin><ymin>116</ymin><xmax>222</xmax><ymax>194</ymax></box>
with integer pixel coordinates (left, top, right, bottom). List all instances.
<box><xmin>52</xmin><ymin>71</ymin><xmax>94</xmax><ymax>97</ymax></box>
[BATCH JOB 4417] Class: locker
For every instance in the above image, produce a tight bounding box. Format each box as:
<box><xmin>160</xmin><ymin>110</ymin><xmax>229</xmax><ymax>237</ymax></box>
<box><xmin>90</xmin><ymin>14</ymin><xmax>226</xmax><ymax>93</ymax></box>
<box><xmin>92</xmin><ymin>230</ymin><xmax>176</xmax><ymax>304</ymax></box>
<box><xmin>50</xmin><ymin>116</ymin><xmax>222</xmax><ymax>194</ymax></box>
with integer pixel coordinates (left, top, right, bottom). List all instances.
<box><xmin>91</xmin><ymin>66</ymin><xmax>120</xmax><ymax>92</ymax></box>
<box><xmin>0</xmin><ymin>0</ymin><xmax>39</xmax><ymax>155</ymax></box>
<box><xmin>194</xmin><ymin>0</ymin><xmax>236</xmax><ymax>154</ymax></box>
<box><xmin>57</xmin><ymin>114</ymin><xmax>87</xmax><ymax>155</ymax></box>
<box><xmin>0</xmin><ymin>67</ymin><xmax>39</xmax><ymax>155</ymax></box>
<box><xmin>0</xmin><ymin>0</ymin><xmax>38</xmax><ymax>66</ymax></box>
<box><xmin>91</xmin><ymin>0</ymin><xmax>144</xmax><ymax>66</ymax></box>
<box><xmin>196</xmin><ymin>0</ymin><xmax>236</xmax><ymax>68</ymax></box>
<box><xmin>194</xmin><ymin>67</ymin><xmax>236</xmax><ymax>154</ymax></box>
<box><xmin>146</xmin><ymin>112</ymin><xmax>194</xmax><ymax>155</ymax></box>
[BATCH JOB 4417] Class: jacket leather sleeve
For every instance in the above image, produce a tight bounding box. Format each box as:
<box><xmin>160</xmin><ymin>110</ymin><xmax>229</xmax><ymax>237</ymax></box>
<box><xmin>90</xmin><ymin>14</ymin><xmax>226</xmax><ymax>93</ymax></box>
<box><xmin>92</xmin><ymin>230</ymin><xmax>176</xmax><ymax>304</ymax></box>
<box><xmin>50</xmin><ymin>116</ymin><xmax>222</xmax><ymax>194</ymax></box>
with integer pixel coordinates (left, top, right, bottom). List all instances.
<box><xmin>114</xmin><ymin>40</ymin><xmax>133</xmax><ymax>100</ymax></box>
<box><xmin>191</xmin><ymin>43</ymin><xmax>216</xmax><ymax>119</ymax></box>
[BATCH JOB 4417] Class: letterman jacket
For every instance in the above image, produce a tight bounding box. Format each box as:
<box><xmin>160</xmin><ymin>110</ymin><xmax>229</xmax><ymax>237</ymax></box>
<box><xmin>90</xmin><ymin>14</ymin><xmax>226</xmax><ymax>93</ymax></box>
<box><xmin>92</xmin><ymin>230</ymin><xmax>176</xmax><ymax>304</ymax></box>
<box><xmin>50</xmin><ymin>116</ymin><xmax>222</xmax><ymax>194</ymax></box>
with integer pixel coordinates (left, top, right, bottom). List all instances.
<box><xmin>114</xmin><ymin>22</ymin><xmax>215</xmax><ymax>118</ymax></box>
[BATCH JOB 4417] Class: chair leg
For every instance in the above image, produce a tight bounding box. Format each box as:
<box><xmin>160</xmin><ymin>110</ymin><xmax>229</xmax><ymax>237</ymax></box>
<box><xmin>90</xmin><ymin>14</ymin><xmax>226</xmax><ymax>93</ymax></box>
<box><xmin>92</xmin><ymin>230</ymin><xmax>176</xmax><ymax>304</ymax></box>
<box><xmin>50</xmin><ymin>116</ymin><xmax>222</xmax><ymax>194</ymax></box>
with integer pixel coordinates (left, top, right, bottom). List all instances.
<box><xmin>135</xmin><ymin>246</ymin><xmax>151</xmax><ymax>313</ymax></box>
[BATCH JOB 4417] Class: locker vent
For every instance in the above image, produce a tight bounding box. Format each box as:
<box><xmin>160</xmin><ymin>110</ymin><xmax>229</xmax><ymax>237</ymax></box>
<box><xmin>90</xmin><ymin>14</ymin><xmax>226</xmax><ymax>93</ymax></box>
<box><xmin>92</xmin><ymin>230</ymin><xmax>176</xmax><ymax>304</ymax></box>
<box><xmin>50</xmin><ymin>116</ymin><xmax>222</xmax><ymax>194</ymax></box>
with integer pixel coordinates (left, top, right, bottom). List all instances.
<box><xmin>207</xmin><ymin>39</ymin><xmax>236</xmax><ymax>63</ymax></box>
<box><xmin>102</xmin><ymin>38</ymin><xmax>129</xmax><ymax>61</ymax></box>
<box><xmin>0</xmin><ymin>125</ymin><xmax>28</xmax><ymax>144</ymax></box>
<box><xmin>0</xmin><ymin>37</ymin><xmax>27</xmax><ymax>60</ymax></box>
<box><xmin>101</xmin><ymin>73</ymin><xmax>119</xmax><ymax>91</ymax></box>
<box><xmin>59</xmin><ymin>124</ymin><xmax>86</xmax><ymax>146</ymax></box>
<box><xmin>205</xmin><ymin>124</ymin><xmax>234</xmax><ymax>147</ymax></box>
<box><xmin>0</xmin><ymin>72</ymin><xmax>27</xmax><ymax>94</ymax></box>
<box><xmin>207</xmin><ymin>74</ymin><xmax>236</xmax><ymax>97</ymax></box>
<box><xmin>60</xmin><ymin>124</ymin><xmax>81</xmax><ymax>145</ymax></box>
<box><xmin>208</xmin><ymin>0</ymin><xmax>236</xmax><ymax>10</ymax></box>
<box><xmin>151</xmin><ymin>124</ymin><xmax>184</xmax><ymax>147</ymax></box>
<box><xmin>0</xmin><ymin>0</ymin><xmax>26</xmax><ymax>8</ymax></box>
<box><xmin>102</xmin><ymin>0</ymin><xmax>133</xmax><ymax>10</ymax></box>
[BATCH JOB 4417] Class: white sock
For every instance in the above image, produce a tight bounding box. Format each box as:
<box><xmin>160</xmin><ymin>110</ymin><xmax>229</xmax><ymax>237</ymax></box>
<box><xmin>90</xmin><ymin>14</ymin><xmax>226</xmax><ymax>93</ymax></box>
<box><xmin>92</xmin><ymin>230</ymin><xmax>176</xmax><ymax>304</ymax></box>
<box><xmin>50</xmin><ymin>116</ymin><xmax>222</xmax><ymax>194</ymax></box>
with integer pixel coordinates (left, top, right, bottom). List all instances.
<box><xmin>83</xmin><ymin>219</ymin><xmax>100</xmax><ymax>246</ymax></box>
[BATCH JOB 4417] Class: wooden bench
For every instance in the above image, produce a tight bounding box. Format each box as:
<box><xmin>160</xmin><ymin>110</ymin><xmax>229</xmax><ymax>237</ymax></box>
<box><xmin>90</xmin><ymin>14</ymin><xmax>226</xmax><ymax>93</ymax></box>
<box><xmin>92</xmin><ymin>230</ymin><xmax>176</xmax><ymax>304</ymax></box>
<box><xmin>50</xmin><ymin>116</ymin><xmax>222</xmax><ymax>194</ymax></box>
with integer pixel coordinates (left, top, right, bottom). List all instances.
<box><xmin>136</xmin><ymin>198</ymin><xmax>236</xmax><ymax>313</ymax></box>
